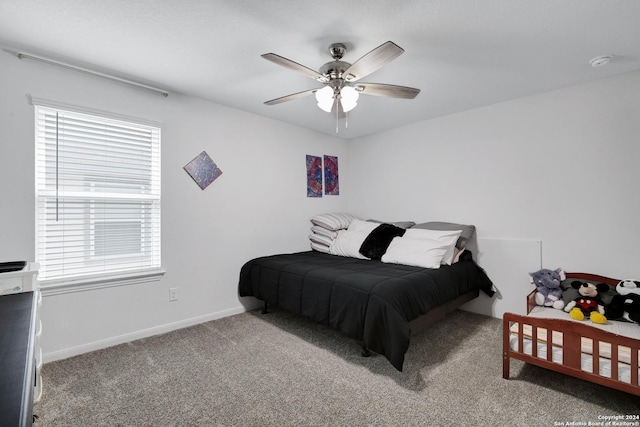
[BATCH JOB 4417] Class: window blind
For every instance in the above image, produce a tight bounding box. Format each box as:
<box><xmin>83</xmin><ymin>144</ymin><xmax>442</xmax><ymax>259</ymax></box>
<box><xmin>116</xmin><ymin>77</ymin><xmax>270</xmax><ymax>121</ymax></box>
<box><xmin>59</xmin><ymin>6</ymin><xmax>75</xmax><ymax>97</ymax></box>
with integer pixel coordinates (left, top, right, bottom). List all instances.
<box><xmin>35</xmin><ymin>105</ymin><xmax>161</xmax><ymax>283</ymax></box>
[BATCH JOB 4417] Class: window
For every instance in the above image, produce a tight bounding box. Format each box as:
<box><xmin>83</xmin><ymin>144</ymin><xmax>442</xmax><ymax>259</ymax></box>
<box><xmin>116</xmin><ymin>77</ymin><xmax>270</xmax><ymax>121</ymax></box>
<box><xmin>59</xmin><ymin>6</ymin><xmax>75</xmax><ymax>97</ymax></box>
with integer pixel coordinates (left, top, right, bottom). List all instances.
<box><xmin>34</xmin><ymin>101</ymin><xmax>161</xmax><ymax>285</ymax></box>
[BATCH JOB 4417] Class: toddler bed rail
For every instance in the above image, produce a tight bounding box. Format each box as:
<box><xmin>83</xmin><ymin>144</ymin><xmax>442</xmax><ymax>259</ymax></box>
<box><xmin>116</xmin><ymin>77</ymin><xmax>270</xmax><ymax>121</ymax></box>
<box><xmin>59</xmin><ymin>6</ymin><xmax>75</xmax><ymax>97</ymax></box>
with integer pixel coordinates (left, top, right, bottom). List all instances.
<box><xmin>503</xmin><ymin>272</ymin><xmax>640</xmax><ymax>397</ymax></box>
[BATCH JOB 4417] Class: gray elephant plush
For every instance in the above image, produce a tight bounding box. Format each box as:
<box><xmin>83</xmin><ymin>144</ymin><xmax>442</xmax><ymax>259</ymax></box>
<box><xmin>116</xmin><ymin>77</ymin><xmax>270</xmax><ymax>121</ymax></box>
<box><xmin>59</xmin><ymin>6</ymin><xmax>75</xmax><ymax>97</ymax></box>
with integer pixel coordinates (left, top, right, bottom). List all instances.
<box><xmin>529</xmin><ymin>268</ymin><xmax>566</xmax><ymax>310</ymax></box>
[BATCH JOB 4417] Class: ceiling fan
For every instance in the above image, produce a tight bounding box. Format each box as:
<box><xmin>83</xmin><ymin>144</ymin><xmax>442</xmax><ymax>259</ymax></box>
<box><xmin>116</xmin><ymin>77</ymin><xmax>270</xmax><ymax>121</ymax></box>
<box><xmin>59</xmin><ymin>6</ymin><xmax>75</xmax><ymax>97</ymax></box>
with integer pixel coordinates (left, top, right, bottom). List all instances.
<box><xmin>261</xmin><ymin>41</ymin><xmax>420</xmax><ymax>117</ymax></box>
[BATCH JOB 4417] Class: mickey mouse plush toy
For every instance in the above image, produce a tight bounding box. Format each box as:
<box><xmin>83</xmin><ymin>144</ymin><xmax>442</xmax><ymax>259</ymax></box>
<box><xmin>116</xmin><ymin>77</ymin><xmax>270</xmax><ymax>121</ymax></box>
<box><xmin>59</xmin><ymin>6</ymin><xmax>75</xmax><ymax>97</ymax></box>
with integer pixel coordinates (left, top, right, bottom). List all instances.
<box><xmin>563</xmin><ymin>280</ymin><xmax>608</xmax><ymax>324</ymax></box>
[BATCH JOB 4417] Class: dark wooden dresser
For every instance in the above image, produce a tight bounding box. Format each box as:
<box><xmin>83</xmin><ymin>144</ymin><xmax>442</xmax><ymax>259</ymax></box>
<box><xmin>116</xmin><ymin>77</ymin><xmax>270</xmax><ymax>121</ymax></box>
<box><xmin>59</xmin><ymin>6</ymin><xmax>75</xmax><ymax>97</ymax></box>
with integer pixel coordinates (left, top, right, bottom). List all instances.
<box><xmin>0</xmin><ymin>291</ymin><xmax>37</xmax><ymax>427</ymax></box>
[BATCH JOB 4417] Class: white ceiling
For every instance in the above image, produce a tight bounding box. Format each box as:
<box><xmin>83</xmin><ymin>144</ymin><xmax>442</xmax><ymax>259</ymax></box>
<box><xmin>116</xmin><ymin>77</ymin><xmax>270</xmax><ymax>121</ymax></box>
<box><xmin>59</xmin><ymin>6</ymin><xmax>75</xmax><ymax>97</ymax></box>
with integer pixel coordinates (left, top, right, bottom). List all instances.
<box><xmin>1</xmin><ymin>1</ymin><xmax>639</xmax><ymax>139</ymax></box>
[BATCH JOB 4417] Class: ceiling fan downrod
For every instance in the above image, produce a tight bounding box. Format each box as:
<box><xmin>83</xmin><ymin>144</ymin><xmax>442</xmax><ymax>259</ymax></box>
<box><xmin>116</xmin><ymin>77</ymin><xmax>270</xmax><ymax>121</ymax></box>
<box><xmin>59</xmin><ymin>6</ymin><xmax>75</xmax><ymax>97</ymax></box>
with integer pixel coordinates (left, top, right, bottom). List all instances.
<box><xmin>329</xmin><ymin>43</ymin><xmax>346</xmax><ymax>60</ymax></box>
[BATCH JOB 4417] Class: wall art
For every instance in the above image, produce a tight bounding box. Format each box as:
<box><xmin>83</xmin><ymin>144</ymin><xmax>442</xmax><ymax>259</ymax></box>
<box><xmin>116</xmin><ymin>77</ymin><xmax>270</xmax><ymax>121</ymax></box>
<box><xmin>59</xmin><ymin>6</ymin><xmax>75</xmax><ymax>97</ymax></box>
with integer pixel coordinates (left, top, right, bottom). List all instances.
<box><xmin>183</xmin><ymin>151</ymin><xmax>223</xmax><ymax>190</ymax></box>
<box><xmin>306</xmin><ymin>155</ymin><xmax>323</xmax><ymax>197</ymax></box>
<box><xmin>324</xmin><ymin>155</ymin><xmax>339</xmax><ymax>195</ymax></box>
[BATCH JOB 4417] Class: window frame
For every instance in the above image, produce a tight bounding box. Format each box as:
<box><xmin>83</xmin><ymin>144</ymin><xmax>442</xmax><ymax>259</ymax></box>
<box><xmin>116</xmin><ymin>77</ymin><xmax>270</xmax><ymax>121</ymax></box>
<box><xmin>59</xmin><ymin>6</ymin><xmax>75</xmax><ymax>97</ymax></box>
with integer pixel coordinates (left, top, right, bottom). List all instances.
<box><xmin>32</xmin><ymin>97</ymin><xmax>164</xmax><ymax>292</ymax></box>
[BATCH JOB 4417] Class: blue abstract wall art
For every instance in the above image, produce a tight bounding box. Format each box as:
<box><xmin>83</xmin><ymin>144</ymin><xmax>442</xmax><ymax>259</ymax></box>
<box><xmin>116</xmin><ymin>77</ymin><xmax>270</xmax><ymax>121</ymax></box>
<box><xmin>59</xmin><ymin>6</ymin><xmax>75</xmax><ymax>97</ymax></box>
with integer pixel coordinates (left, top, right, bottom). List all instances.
<box><xmin>324</xmin><ymin>155</ymin><xmax>339</xmax><ymax>195</ymax></box>
<box><xmin>184</xmin><ymin>151</ymin><xmax>223</xmax><ymax>190</ymax></box>
<box><xmin>306</xmin><ymin>155</ymin><xmax>323</xmax><ymax>197</ymax></box>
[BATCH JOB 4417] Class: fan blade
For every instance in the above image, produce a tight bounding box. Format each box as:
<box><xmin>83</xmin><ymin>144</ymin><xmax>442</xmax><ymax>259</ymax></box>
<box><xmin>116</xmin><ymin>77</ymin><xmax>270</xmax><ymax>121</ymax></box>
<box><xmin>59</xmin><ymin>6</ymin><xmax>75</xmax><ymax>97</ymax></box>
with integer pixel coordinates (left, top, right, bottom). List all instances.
<box><xmin>354</xmin><ymin>82</ymin><xmax>420</xmax><ymax>99</ymax></box>
<box><xmin>264</xmin><ymin>88</ymin><xmax>319</xmax><ymax>105</ymax></box>
<box><xmin>342</xmin><ymin>41</ymin><xmax>404</xmax><ymax>82</ymax></box>
<box><xmin>261</xmin><ymin>53</ymin><xmax>329</xmax><ymax>83</ymax></box>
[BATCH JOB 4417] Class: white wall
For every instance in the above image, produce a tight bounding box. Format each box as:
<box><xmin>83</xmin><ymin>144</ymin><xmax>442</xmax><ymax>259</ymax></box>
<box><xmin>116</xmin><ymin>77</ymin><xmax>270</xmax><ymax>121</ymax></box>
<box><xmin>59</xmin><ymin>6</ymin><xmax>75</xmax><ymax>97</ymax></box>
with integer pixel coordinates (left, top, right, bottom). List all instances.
<box><xmin>0</xmin><ymin>52</ymin><xmax>349</xmax><ymax>361</ymax></box>
<box><xmin>4</xmin><ymin>49</ymin><xmax>640</xmax><ymax>360</ymax></box>
<box><xmin>347</xmin><ymin>70</ymin><xmax>640</xmax><ymax>298</ymax></box>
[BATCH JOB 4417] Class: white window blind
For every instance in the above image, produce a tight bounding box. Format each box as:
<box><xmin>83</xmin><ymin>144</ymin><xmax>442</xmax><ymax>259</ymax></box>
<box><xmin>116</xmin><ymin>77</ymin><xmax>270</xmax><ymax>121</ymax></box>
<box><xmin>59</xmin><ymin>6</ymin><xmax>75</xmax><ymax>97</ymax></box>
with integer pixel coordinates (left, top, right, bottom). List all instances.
<box><xmin>35</xmin><ymin>104</ymin><xmax>161</xmax><ymax>283</ymax></box>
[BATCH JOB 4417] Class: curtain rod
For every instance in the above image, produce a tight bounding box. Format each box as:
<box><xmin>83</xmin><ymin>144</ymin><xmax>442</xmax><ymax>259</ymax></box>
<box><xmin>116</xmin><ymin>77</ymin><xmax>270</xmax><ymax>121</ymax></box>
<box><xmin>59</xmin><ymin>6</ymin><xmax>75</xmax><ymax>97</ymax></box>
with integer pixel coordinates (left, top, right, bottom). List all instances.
<box><xmin>13</xmin><ymin>50</ymin><xmax>169</xmax><ymax>97</ymax></box>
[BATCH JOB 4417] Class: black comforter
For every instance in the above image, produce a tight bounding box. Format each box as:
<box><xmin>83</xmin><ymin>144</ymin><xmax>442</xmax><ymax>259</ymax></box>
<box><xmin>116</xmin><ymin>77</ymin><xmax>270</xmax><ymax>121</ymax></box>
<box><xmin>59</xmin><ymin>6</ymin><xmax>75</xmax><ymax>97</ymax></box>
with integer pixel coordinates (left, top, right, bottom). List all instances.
<box><xmin>238</xmin><ymin>251</ymin><xmax>493</xmax><ymax>371</ymax></box>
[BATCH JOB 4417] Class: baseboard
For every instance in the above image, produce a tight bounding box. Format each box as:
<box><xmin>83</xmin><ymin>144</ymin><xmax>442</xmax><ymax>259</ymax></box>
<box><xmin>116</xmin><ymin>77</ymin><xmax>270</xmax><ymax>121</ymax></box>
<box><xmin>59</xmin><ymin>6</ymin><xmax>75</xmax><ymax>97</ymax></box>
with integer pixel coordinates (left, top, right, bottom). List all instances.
<box><xmin>43</xmin><ymin>306</ymin><xmax>248</xmax><ymax>364</ymax></box>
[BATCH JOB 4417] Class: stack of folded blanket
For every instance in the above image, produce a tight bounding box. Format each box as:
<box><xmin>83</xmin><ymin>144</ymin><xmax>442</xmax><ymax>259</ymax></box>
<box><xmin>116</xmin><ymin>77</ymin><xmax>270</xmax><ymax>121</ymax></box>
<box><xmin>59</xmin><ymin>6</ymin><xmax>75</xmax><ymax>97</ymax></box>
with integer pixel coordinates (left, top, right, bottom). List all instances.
<box><xmin>308</xmin><ymin>213</ymin><xmax>355</xmax><ymax>253</ymax></box>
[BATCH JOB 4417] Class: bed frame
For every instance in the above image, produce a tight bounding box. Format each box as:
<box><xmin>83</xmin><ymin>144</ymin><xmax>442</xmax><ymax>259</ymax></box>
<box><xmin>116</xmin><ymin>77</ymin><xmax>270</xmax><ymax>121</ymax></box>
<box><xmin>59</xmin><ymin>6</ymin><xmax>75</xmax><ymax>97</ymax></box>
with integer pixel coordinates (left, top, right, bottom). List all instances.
<box><xmin>263</xmin><ymin>288</ymin><xmax>480</xmax><ymax>357</ymax></box>
<box><xmin>503</xmin><ymin>273</ymin><xmax>640</xmax><ymax>396</ymax></box>
<box><xmin>409</xmin><ymin>289</ymin><xmax>479</xmax><ymax>334</ymax></box>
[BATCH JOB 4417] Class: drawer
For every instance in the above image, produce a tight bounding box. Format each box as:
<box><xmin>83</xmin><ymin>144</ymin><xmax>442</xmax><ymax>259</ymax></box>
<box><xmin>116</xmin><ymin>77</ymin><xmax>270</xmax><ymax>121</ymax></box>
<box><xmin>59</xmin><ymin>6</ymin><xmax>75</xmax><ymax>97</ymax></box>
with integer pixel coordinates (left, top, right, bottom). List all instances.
<box><xmin>0</xmin><ymin>277</ymin><xmax>22</xmax><ymax>294</ymax></box>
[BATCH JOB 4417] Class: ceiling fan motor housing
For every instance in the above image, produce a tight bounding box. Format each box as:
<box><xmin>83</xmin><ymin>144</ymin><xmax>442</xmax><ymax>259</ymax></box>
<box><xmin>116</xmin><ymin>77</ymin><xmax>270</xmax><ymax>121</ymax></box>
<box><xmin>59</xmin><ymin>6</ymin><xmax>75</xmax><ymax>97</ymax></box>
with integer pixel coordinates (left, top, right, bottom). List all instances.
<box><xmin>319</xmin><ymin>60</ymin><xmax>352</xmax><ymax>85</ymax></box>
<box><xmin>319</xmin><ymin>43</ymin><xmax>354</xmax><ymax>85</ymax></box>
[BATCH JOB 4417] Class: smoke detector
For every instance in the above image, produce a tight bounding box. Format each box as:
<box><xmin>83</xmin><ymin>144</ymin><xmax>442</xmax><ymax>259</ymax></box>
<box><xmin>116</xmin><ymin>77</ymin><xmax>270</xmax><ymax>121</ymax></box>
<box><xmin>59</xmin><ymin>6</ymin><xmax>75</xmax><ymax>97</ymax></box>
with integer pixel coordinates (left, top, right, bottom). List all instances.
<box><xmin>589</xmin><ymin>55</ymin><xmax>613</xmax><ymax>67</ymax></box>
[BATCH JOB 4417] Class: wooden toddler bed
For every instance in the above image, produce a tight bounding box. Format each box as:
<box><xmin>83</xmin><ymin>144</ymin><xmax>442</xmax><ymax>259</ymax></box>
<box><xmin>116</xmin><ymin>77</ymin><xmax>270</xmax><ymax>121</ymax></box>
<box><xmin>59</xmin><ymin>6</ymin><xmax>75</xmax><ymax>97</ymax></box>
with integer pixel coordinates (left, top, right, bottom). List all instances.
<box><xmin>503</xmin><ymin>273</ymin><xmax>640</xmax><ymax>396</ymax></box>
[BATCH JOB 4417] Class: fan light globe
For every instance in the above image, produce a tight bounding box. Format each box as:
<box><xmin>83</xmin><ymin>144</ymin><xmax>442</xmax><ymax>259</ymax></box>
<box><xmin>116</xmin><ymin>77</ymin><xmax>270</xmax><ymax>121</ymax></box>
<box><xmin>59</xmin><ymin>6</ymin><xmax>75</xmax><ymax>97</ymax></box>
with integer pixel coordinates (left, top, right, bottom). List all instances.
<box><xmin>316</xmin><ymin>86</ymin><xmax>359</xmax><ymax>113</ymax></box>
<box><xmin>315</xmin><ymin>86</ymin><xmax>334</xmax><ymax>112</ymax></box>
<box><xmin>340</xmin><ymin>86</ymin><xmax>359</xmax><ymax>112</ymax></box>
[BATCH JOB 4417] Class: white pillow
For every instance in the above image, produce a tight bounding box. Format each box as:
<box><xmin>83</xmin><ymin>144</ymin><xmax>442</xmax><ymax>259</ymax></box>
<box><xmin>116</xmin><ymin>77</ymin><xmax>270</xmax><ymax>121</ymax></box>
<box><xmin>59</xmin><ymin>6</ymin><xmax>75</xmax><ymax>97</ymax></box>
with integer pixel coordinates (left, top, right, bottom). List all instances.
<box><xmin>310</xmin><ymin>213</ymin><xmax>356</xmax><ymax>231</ymax></box>
<box><xmin>329</xmin><ymin>219</ymin><xmax>379</xmax><ymax>259</ymax></box>
<box><xmin>401</xmin><ymin>228</ymin><xmax>462</xmax><ymax>265</ymax></box>
<box><xmin>310</xmin><ymin>241</ymin><xmax>330</xmax><ymax>253</ymax></box>
<box><xmin>381</xmin><ymin>233</ymin><xmax>461</xmax><ymax>269</ymax></box>
<box><xmin>310</xmin><ymin>225</ymin><xmax>338</xmax><ymax>239</ymax></box>
<box><xmin>309</xmin><ymin>233</ymin><xmax>334</xmax><ymax>247</ymax></box>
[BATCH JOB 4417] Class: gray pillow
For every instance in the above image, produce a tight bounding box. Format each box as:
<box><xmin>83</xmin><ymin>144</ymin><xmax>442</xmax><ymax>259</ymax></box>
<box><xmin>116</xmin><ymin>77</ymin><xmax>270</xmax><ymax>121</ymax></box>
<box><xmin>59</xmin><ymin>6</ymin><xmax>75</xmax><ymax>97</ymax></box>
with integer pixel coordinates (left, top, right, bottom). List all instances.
<box><xmin>412</xmin><ymin>221</ymin><xmax>475</xmax><ymax>249</ymax></box>
<box><xmin>366</xmin><ymin>219</ymin><xmax>416</xmax><ymax>229</ymax></box>
<box><xmin>561</xmin><ymin>278</ymin><xmax>618</xmax><ymax>305</ymax></box>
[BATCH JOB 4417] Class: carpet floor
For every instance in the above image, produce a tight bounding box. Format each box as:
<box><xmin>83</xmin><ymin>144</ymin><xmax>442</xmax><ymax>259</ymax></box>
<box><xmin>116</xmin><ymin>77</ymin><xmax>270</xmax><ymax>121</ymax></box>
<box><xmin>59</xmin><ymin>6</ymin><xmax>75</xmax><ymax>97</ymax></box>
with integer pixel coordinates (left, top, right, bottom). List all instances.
<box><xmin>34</xmin><ymin>309</ymin><xmax>639</xmax><ymax>426</ymax></box>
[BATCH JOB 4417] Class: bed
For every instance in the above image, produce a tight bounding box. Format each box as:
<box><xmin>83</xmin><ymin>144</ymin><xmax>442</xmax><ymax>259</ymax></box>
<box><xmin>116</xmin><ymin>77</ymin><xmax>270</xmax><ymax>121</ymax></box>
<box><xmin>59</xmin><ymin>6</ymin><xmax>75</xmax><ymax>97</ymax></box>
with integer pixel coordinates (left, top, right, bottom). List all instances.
<box><xmin>238</xmin><ymin>250</ymin><xmax>494</xmax><ymax>371</ymax></box>
<box><xmin>503</xmin><ymin>272</ymin><xmax>640</xmax><ymax>396</ymax></box>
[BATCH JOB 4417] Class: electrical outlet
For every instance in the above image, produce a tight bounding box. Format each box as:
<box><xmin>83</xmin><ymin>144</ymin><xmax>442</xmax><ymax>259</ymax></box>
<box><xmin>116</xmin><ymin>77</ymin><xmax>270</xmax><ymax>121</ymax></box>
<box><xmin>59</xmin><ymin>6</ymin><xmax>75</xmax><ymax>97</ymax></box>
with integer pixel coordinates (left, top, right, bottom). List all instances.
<box><xmin>169</xmin><ymin>287</ymin><xmax>178</xmax><ymax>302</ymax></box>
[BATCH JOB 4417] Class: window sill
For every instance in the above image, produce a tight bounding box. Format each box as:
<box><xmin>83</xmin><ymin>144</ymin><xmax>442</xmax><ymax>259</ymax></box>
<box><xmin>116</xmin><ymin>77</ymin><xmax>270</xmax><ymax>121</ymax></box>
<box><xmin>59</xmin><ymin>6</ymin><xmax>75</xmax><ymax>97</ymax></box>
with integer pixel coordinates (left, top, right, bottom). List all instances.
<box><xmin>39</xmin><ymin>269</ymin><xmax>166</xmax><ymax>296</ymax></box>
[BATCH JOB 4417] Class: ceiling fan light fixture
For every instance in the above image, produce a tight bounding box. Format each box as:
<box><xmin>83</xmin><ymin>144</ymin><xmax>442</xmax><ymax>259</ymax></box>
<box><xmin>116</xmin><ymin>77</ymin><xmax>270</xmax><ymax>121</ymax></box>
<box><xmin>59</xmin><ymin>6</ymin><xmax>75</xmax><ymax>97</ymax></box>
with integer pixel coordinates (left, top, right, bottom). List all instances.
<box><xmin>340</xmin><ymin>86</ymin><xmax>359</xmax><ymax>112</ymax></box>
<box><xmin>315</xmin><ymin>86</ymin><xmax>334</xmax><ymax>112</ymax></box>
<box><xmin>263</xmin><ymin>41</ymin><xmax>419</xmax><ymax>122</ymax></box>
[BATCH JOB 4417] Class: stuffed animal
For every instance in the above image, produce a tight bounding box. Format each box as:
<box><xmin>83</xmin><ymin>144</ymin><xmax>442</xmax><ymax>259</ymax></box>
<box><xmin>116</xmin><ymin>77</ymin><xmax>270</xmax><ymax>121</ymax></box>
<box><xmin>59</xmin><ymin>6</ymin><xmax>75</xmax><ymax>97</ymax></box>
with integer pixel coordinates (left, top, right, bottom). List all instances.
<box><xmin>563</xmin><ymin>280</ymin><xmax>608</xmax><ymax>324</ymax></box>
<box><xmin>605</xmin><ymin>280</ymin><xmax>640</xmax><ymax>324</ymax></box>
<box><xmin>530</xmin><ymin>268</ymin><xmax>566</xmax><ymax>310</ymax></box>
<box><xmin>616</xmin><ymin>279</ymin><xmax>640</xmax><ymax>296</ymax></box>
